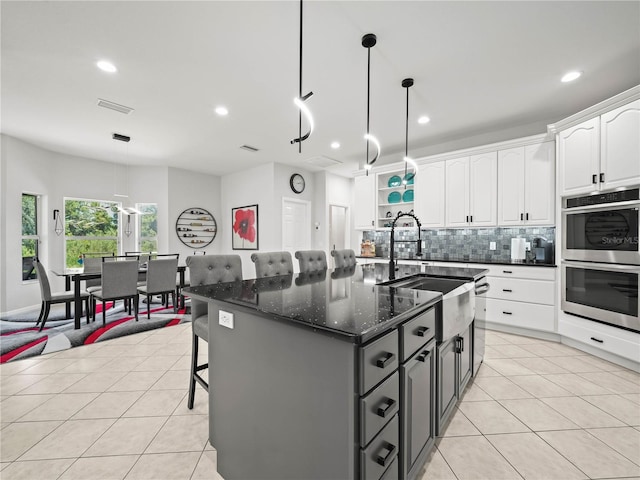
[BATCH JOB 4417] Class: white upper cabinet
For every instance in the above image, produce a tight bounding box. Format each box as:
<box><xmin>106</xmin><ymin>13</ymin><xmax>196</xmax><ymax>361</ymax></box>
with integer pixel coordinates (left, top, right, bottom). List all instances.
<box><xmin>469</xmin><ymin>152</ymin><xmax>498</xmax><ymax>226</ymax></box>
<box><xmin>559</xmin><ymin>99</ymin><xmax>640</xmax><ymax>196</ymax></box>
<box><xmin>499</xmin><ymin>142</ymin><xmax>555</xmax><ymax>226</ymax></box>
<box><xmin>498</xmin><ymin>147</ymin><xmax>525</xmax><ymax>225</ymax></box>
<box><xmin>559</xmin><ymin>117</ymin><xmax>600</xmax><ymax>196</ymax></box>
<box><xmin>354</xmin><ymin>174</ymin><xmax>376</xmax><ymax>229</ymax></box>
<box><xmin>446</xmin><ymin>153</ymin><xmax>497</xmax><ymax>227</ymax></box>
<box><xmin>415</xmin><ymin>161</ymin><xmax>445</xmax><ymax>228</ymax></box>
<box><xmin>445</xmin><ymin>157</ymin><xmax>470</xmax><ymax>227</ymax></box>
<box><xmin>600</xmin><ymin>99</ymin><xmax>640</xmax><ymax>190</ymax></box>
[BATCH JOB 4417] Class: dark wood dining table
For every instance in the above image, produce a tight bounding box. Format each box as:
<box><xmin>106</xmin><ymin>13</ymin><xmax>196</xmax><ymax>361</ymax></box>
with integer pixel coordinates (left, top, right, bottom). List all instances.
<box><xmin>52</xmin><ymin>266</ymin><xmax>187</xmax><ymax>329</ymax></box>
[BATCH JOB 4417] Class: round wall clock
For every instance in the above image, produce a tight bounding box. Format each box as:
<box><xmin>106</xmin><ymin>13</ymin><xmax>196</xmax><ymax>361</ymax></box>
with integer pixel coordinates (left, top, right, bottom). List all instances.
<box><xmin>290</xmin><ymin>173</ymin><xmax>305</xmax><ymax>194</ymax></box>
<box><xmin>175</xmin><ymin>207</ymin><xmax>217</xmax><ymax>249</ymax></box>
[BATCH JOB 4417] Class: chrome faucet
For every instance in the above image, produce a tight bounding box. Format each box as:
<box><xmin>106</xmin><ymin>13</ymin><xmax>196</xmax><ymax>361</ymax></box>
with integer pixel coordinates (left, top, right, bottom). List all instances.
<box><xmin>389</xmin><ymin>211</ymin><xmax>422</xmax><ymax>280</ymax></box>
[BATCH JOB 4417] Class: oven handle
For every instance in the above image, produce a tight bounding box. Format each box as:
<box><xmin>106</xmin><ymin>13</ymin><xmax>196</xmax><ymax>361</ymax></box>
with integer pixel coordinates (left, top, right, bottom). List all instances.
<box><xmin>562</xmin><ymin>200</ymin><xmax>640</xmax><ymax>212</ymax></box>
<box><xmin>562</xmin><ymin>260</ymin><xmax>640</xmax><ymax>272</ymax></box>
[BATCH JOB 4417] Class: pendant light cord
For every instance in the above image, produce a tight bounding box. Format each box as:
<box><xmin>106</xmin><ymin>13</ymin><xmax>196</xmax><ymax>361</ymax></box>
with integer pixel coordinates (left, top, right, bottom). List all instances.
<box><xmin>298</xmin><ymin>0</ymin><xmax>303</xmax><ymax>153</ymax></box>
<box><xmin>404</xmin><ymin>84</ymin><xmax>409</xmax><ymax>180</ymax></box>
<box><xmin>366</xmin><ymin>46</ymin><xmax>371</xmax><ymax>164</ymax></box>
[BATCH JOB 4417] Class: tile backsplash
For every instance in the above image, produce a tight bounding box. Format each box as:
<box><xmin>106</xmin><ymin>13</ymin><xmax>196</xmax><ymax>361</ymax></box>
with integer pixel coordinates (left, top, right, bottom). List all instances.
<box><xmin>362</xmin><ymin>227</ymin><xmax>556</xmax><ymax>263</ymax></box>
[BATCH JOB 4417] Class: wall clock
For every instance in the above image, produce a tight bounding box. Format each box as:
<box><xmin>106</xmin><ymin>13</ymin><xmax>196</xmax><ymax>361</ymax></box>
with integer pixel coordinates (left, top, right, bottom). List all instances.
<box><xmin>175</xmin><ymin>207</ymin><xmax>217</xmax><ymax>249</ymax></box>
<box><xmin>290</xmin><ymin>173</ymin><xmax>305</xmax><ymax>194</ymax></box>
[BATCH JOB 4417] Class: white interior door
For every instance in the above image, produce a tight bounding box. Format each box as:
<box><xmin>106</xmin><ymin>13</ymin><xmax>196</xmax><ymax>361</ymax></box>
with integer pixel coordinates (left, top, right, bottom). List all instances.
<box><xmin>329</xmin><ymin>204</ymin><xmax>348</xmax><ymax>252</ymax></box>
<box><xmin>282</xmin><ymin>198</ymin><xmax>311</xmax><ymax>258</ymax></box>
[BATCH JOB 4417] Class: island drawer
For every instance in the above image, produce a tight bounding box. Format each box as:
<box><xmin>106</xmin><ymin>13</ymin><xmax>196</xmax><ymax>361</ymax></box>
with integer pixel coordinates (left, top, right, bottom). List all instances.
<box><xmin>379</xmin><ymin>457</ymin><xmax>399</xmax><ymax>480</ymax></box>
<box><xmin>360</xmin><ymin>330</ymin><xmax>399</xmax><ymax>394</ymax></box>
<box><xmin>360</xmin><ymin>371</ymin><xmax>400</xmax><ymax>447</ymax></box>
<box><xmin>400</xmin><ymin>307</ymin><xmax>435</xmax><ymax>361</ymax></box>
<box><xmin>360</xmin><ymin>414</ymin><xmax>399</xmax><ymax>480</ymax></box>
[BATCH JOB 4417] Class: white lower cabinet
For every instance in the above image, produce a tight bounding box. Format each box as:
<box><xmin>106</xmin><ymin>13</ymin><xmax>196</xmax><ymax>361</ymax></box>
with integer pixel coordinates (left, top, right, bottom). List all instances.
<box><xmin>482</xmin><ymin>266</ymin><xmax>556</xmax><ymax>333</ymax></box>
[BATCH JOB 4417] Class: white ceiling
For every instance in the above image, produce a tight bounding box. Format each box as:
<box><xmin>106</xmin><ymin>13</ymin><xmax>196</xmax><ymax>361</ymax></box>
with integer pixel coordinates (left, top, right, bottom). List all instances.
<box><xmin>2</xmin><ymin>1</ymin><xmax>639</xmax><ymax>177</ymax></box>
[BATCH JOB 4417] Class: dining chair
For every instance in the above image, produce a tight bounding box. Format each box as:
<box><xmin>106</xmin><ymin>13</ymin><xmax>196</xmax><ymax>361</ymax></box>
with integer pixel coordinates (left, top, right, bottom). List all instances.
<box><xmin>294</xmin><ymin>250</ymin><xmax>328</xmax><ymax>273</ymax></box>
<box><xmin>33</xmin><ymin>258</ymin><xmax>91</xmax><ymax>331</ymax></box>
<box><xmin>330</xmin><ymin>249</ymin><xmax>357</xmax><ymax>268</ymax></box>
<box><xmin>137</xmin><ymin>253</ymin><xmax>180</xmax><ymax>318</ymax></box>
<box><xmin>90</xmin><ymin>256</ymin><xmax>140</xmax><ymax>325</ymax></box>
<box><xmin>82</xmin><ymin>252</ymin><xmax>114</xmax><ymax>294</ymax></box>
<box><xmin>186</xmin><ymin>254</ymin><xmax>243</xmax><ymax>409</ymax></box>
<box><xmin>250</xmin><ymin>251</ymin><xmax>294</xmax><ymax>278</ymax></box>
<box><xmin>176</xmin><ymin>251</ymin><xmax>206</xmax><ymax>307</ymax></box>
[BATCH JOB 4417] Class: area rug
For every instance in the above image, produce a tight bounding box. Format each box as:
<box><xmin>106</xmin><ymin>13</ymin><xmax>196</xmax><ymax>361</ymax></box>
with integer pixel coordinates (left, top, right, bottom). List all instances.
<box><xmin>0</xmin><ymin>298</ymin><xmax>191</xmax><ymax>364</ymax></box>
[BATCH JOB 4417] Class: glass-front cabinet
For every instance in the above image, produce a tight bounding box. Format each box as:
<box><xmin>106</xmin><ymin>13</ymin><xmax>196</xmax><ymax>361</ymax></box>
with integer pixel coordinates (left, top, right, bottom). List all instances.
<box><xmin>377</xmin><ymin>169</ymin><xmax>415</xmax><ymax>229</ymax></box>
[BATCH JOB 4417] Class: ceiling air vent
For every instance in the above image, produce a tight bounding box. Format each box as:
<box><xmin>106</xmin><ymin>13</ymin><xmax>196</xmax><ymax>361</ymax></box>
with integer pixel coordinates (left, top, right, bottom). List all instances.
<box><xmin>306</xmin><ymin>156</ymin><xmax>342</xmax><ymax>168</ymax></box>
<box><xmin>112</xmin><ymin>133</ymin><xmax>131</xmax><ymax>142</ymax></box>
<box><xmin>97</xmin><ymin>98</ymin><xmax>134</xmax><ymax>115</ymax></box>
<box><xmin>240</xmin><ymin>145</ymin><xmax>259</xmax><ymax>152</ymax></box>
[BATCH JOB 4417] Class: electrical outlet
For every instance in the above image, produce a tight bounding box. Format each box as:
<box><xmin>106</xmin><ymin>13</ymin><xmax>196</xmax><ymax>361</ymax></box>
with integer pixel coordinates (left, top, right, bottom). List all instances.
<box><xmin>219</xmin><ymin>310</ymin><xmax>234</xmax><ymax>329</ymax></box>
<box><xmin>489</xmin><ymin>241</ymin><xmax>496</xmax><ymax>251</ymax></box>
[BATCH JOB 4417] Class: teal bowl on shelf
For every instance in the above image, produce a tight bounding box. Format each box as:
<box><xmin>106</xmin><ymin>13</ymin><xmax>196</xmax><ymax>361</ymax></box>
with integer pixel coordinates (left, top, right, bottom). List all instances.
<box><xmin>402</xmin><ymin>189</ymin><xmax>414</xmax><ymax>202</ymax></box>
<box><xmin>388</xmin><ymin>191</ymin><xmax>402</xmax><ymax>204</ymax></box>
<box><xmin>403</xmin><ymin>173</ymin><xmax>414</xmax><ymax>185</ymax></box>
<box><xmin>388</xmin><ymin>175</ymin><xmax>402</xmax><ymax>187</ymax></box>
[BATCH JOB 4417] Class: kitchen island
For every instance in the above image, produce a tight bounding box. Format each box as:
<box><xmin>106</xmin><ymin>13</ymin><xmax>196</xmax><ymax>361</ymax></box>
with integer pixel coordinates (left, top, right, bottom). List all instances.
<box><xmin>184</xmin><ymin>263</ymin><xmax>486</xmax><ymax>480</ymax></box>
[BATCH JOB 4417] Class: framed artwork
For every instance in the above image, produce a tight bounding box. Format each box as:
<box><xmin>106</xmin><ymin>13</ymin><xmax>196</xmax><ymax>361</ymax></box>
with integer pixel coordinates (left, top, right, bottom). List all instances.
<box><xmin>232</xmin><ymin>204</ymin><xmax>259</xmax><ymax>250</ymax></box>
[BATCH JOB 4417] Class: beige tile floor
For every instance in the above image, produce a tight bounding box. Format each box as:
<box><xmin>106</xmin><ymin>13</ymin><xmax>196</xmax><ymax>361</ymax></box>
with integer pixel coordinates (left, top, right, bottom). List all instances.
<box><xmin>1</xmin><ymin>325</ymin><xmax>639</xmax><ymax>480</ymax></box>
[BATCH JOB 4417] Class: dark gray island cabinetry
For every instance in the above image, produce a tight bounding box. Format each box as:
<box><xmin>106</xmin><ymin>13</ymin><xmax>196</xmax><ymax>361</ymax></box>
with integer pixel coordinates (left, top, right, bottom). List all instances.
<box><xmin>184</xmin><ymin>265</ymin><xmax>450</xmax><ymax>480</ymax></box>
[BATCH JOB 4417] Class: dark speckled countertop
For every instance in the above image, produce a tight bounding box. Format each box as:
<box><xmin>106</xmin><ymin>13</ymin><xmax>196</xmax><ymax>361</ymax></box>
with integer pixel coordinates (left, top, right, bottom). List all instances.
<box><xmin>183</xmin><ymin>264</ymin><xmax>472</xmax><ymax>344</ymax></box>
<box><xmin>358</xmin><ymin>255</ymin><xmax>557</xmax><ymax>267</ymax></box>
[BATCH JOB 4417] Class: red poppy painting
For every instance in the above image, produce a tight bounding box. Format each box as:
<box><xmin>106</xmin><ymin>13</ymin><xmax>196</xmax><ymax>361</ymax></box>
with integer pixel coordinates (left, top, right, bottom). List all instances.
<box><xmin>232</xmin><ymin>204</ymin><xmax>259</xmax><ymax>250</ymax></box>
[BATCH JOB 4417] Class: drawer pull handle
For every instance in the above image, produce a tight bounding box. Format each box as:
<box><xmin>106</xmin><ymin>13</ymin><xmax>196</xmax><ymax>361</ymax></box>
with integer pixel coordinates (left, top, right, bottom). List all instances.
<box><xmin>376</xmin><ymin>398</ymin><xmax>396</xmax><ymax>418</ymax></box>
<box><xmin>503</xmin><ymin>270</ymin><xmax>512</xmax><ymax>274</ymax></box>
<box><xmin>592</xmin><ymin>174</ymin><xmax>598</xmax><ymax>184</ymax></box>
<box><xmin>502</xmin><ymin>311</ymin><xmax>513</xmax><ymax>315</ymax></box>
<box><xmin>455</xmin><ymin>336</ymin><xmax>464</xmax><ymax>353</ymax></box>
<box><xmin>376</xmin><ymin>442</ymin><xmax>397</xmax><ymax>467</ymax></box>
<box><xmin>415</xmin><ymin>326</ymin><xmax>430</xmax><ymax>337</ymax></box>
<box><xmin>417</xmin><ymin>350</ymin><xmax>431</xmax><ymax>362</ymax></box>
<box><xmin>590</xmin><ymin>336</ymin><xmax>604</xmax><ymax>344</ymax></box>
<box><xmin>600</xmin><ymin>173</ymin><xmax>605</xmax><ymax>183</ymax></box>
<box><xmin>503</xmin><ymin>289</ymin><xmax>512</xmax><ymax>292</ymax></box>
<box><xmin>376</xmin><ymin>352</ymin><xmax>395</xmax><ymax>369</ymax></box>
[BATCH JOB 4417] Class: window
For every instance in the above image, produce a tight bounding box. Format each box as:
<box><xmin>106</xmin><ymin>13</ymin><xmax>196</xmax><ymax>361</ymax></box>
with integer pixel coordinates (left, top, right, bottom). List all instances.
<box><xmin>21</xmin><ymin>193</ymin><xmax>39</xmax><ymax>280</ymax></box>
<box><xmin>137</xmin><ymin>203</ymin><xmax>158</xmax><ymax>253</ymax></box>
<box><xmin>64</xmin><ymin>198</ymin><xmax>120</xmax><ymax>268</ymax></box>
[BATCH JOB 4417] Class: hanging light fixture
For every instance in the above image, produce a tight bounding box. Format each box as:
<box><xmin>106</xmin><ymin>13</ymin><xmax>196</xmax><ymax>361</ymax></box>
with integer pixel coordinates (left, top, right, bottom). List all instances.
<box><xmin>53</xmin><ymin>209</ymin><xmax>63</xmax><ymax>236</ymax></box>
<box><xmin>124</xmin><ymin>215</ymin><xmax>132</xmax><ymax>237</ymax></box>
<box><xmin>362</xmin><ymin>33</ymin><xmax>380</xmax><ymax>175</ymax></box>
<box><xmin>402</xmin><ymin>78</ymin><xmax>417</xmax><ymax>186</ymax></box>
<box><xmin>290</xmin><ymin>0</ymin><xmax>314</xmax><ymax>152</ymax></box>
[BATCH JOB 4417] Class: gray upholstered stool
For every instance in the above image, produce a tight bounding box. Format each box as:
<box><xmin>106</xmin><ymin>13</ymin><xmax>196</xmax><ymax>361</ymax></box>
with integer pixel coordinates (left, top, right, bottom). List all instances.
<box><xmin>250</xmin><ymin>251</ymin><xmax>294</xmax><ymax>277</ymax></box>
<box><xmin>294</xmin><ymin>250</ymin><xmax>328</xmax><ymax>273</ymax></box>
<box><xmin>186</xmin><ymin>254</ymin><xmax>243</xmax><ymax>409</ymax></box>
<box><xmin>330</xmin><ymin>249</ymin><xmax>357</xmax><ymax>268</ymax></box>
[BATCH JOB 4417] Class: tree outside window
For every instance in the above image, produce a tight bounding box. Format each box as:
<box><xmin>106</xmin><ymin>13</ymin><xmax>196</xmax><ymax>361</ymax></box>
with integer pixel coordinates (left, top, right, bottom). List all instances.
<box><xmin>137</xmin><ymin>203</ymin><xmax>158</xmax><ymax>253</ymax></box>
<box><xmin>64</xmin><ymin>199</ymin><xmax>120</xmax><ymax>268</ymax></box>
<box><xmin>21</xmin><ymin>193</ymin><xmax>39</xmax><ymax>280</ymax></box>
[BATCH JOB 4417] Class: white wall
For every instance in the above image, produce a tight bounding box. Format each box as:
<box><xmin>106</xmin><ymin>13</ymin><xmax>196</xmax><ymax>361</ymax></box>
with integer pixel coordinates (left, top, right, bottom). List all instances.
<box><xmin>167</xmin><ymin>166</ymin><xmax>222</xmax><ymax>260</ymax></box>
<box><xmin>0</xmin><ymin>135</ymin><xmax>222</xmax><ymax>313</ymax></box>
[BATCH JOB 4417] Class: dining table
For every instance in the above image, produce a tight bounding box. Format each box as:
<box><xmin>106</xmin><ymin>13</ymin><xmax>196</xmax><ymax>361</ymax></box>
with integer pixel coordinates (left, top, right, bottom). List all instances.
<box><xmin>51</xmin><ymin>265</ymin><xmax>187</xmax><ymax>329</ymax></box>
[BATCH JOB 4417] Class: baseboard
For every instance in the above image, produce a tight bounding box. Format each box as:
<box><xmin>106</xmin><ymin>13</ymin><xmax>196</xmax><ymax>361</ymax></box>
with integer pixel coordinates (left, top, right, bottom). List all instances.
<box><xmin>479</xmin><ymin>321</ymin><xmax>561</xmax><ymax>342</ymax></box>
<box><xmin>0</xmin><ymin>303</ymin><xmax>41</xmax><ymax>318</ymax></box>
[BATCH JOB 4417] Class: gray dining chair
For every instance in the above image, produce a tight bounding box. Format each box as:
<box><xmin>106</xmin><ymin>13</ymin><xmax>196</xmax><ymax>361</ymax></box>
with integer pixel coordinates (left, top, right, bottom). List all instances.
<box><xmin>330</xmin><ymin>249</ymin><xmax>357</xmax><ymax>268</ymax></box>
<box><xmin>177</xmin><ymin>251</ymin><xmax>207</xmax><ymax>308</ymax></box>
<box><xmin>90</xmin><ymin>256</ymin><xmax>140</xmax><ymax>325</ymax></box>
<box><xmin>33</xmin><ymin>258</ymin><xmax>90</xmax><ymax>331</ymax></box>
<box><xmin>250</xmin><ymin>251</ymin><xmax>294</xmax><ymax>278</ymax></box>
<box><xmin>294</xmin><ymin>250</ymin><xmax>328</xmax><ymax>273</ymax></box>
<box><xmin>82</xmin><ymin>252</ymin><xmax>114</xmax><ymax>294</ymax></box>
<box><xmin>186</xmin><ymin>254</ymin><xmax>243</xmax><ymax>409</ymax></box>
<box><xmin>137</xmin><ymin>254</ymin><xmax>179</xmax><ymax>318</ymax></box>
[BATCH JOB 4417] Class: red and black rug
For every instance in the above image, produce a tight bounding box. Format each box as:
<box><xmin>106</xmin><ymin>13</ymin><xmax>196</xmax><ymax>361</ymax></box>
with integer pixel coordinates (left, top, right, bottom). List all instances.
<box><xmin>0</xmin><ymin>299</ymin><xmax>190</xmax><ymax>363</ymax></box>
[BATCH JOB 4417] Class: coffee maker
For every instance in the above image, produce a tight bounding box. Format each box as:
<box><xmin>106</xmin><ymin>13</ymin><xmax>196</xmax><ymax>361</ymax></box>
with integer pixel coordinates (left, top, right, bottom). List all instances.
<box><xmin>532</xmin><ymin>237</ymin><xmax>554</xmax><ymax>264</ymax></box>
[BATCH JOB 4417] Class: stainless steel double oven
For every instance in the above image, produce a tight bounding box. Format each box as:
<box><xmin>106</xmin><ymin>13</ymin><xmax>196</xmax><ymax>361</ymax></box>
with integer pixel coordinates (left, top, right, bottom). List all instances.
<box><xmin>561</xmin><ymin>188</ymin><xmax>639</xmax><ymax>333</ymax></box>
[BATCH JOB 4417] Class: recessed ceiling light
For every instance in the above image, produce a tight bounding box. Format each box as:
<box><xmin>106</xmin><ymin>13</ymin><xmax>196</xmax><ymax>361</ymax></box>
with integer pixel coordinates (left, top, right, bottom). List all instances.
<box><xmin>331</xmin><ymin>141</ymin><xmax>340</xmax><ymax>149</ymax></box>
<box><xmin>418</xmin><ymin>116</ymin><xmax>430</xmax><ymax>125</ymax></box>
<box><xmin>215</xmin><ymin>106</ymin><xmax>229</xmax><ymax>116</ymax></box>
<box><xmin>96</xmin><ymin>60</ymin><xmax>117</xmax><ymax>73</ymax></box>
<box><xmin>561</xmin><ymin>71</ymin><xmax>582</xmax><ymax>83</ymax></box>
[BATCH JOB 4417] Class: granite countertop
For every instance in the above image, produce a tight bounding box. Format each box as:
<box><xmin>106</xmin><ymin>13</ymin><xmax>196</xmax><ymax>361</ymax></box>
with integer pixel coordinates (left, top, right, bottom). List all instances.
<box><xmin>358</xmin><ymin>255</ymin><xmax>557</xmax><ymax>268</ymax></box>
<box><xmin>184</xmin><ymin>264</ymin><xmax>446</xmax><ymax>344</ymax></box>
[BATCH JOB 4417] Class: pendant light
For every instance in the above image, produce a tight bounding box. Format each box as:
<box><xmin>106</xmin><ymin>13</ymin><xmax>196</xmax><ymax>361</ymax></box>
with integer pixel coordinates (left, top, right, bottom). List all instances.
<box><xmin>290</xmin><ymin>0</ymin><xmax>314</xmax><ymax>152</ymax></box>
<box><xmin>53</xmin><ymin>209</ymin><xmax>63</xmax><ymax>236</ymax></box>
<box><xmin>402</xmin><ymin>78</ymin><xmax>417</xmax><ymax>185</ymax></box>
<box><xmin>362</xmin><ymin>33</ymin><xmax>380</xmax><ymax>175</ymax></box>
